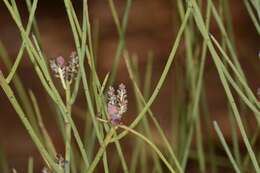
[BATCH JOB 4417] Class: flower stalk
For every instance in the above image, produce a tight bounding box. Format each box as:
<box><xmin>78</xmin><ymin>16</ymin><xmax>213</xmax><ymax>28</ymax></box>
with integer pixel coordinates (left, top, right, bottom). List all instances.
<box><xmin>86</xmin><ymin>128</ymin><xmax>117</xmax><ymax>173</ymax></box>
<box><xmin>49</xmin><ymin>52</ymin><xmax>79</xmax><ymax>172</ymax></box>
<box><xmin>64</xmin><ymin>83</ymin><xmax>71</xmax><ymax>173</ymax></box>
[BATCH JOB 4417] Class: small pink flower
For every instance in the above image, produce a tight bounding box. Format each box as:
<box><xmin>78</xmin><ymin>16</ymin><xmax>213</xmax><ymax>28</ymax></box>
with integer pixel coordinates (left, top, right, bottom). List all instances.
<box><xmin>56</xmin><ymin>56</ymin><xmax>65</xmax><ymax>67</ymax></box>
<box><xmin>108</xmin><ymin>104</ymin><xmax>119</xmax><ymax>115</ymax></box>
<box><xmin>49</xmin><ymin>52</ymin><xmax>79</xmax><ymax>85</ymax></box>
<box><xmin>106</xmin><ymin>84</ymin><xmax>128</xmax><ymax>125</ymax></box>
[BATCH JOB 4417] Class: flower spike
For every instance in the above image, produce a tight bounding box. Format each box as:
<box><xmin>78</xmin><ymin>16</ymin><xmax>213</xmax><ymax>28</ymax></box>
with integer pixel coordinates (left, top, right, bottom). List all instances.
<box><xmin>107</xmin><ymin>83</ymin><xmax>128</xmax><ymax>125</ymax></box>
<box><xmin>49</xmin><ymin>52</ymin><xmax>79</xmax><ymax>89</ymax></box>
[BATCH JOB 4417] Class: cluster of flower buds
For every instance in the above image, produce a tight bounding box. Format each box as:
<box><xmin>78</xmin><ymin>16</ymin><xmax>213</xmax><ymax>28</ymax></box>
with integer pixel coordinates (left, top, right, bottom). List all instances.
<box><xmin>50</xmin><ymin>51</ymin><xmax>79</xmax><ymax>89</ymax></box>
<box><xmin>42</xmin><ymin>154</ymin><xmax>68</xmax><ymax>173</ymax></box>
<box><xmin>107</xmin><ymin>83</ymin><xmax>128</xmax><ymax>125</ymax></box>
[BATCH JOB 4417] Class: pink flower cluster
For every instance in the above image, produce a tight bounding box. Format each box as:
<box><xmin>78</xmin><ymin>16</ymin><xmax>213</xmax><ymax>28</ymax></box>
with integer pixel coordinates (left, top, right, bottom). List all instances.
<box><xmin>107</xmin><ymin>84</ymin><xmax>128</xmax><ymax>125</ymax></box>
<box><xmin>50</xmin><ymin>52</ymin><xmax>79</xmax><ymax>86</ymax></box>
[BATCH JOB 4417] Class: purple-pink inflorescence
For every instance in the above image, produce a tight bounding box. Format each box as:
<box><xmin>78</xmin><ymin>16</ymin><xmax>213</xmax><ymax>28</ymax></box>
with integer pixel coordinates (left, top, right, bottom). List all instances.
<box><xmin>49</xmin><ymin>51</ymin><xmax>79</xmax><ymax>85</ymax></box>
<box><xmin>107</xmin><ymin>83</ymin><xmax>128</xmax><ymax>125</ymax></box>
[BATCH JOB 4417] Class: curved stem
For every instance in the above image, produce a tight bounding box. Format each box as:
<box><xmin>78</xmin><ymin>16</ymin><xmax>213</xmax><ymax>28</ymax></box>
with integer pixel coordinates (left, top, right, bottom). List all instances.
<box><xmin>118</xmin><ymin>125</ymin><xmax>176</xmax><ymax>173</ymax></box>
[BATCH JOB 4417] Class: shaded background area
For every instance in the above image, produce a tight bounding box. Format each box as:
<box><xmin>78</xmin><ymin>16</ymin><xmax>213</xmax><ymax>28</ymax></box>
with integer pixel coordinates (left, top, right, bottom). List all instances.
<box><xmin>0</xmin><ymin>0</ymin><xmax>259</xmax><ymax>172</ymax></box>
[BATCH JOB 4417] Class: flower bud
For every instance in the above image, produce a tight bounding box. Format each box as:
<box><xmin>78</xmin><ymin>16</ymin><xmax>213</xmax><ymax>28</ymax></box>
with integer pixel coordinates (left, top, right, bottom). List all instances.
<box><xmin>56</xmin><ymin>56</ymin><xmax>65</xmax><ymax>67</ymax></box>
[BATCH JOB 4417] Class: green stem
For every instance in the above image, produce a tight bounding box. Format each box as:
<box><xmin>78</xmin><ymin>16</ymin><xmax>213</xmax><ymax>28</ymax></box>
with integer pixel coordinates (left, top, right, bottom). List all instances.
<box><xmin>29</xmin><ymin>90</ymin><xmax>57</xmax><ymax>158</ymax></box>
<box><xmin>191</xmin><ymin>0</ymin><xmax>260</xmax><ymax>171</ymax></box>
<box><xmin>118</xmin><ymin>125</ymin><xmax>176</xmax><ymax>173</ymax></box>
<box><xmin>213</xmin><ymin>122</ymin><xmax>241</xmax><ymax>173</ymax></box>
<box><xmin>108</xmin><ymin>0</ymin><xmax>132</xmax><ymax>85</ymax></box>
<box><xmin>65</xmin><ymin>84</ymin><xmax>72</xmax><ymax>173</ymax></box>
<box><xmin>113</xmin><ymin>5</ymin><xmax>191</xmax><ymax>141</ymax></box>
<box><xmin>124</xmin><ymin>53</ymin><xmax>183</xmax><ymax>173</ymax></box>
<box><xmin>0</xmin><ymin>74</ymin><xmax>61</xmax><ymax>173</ymax></box>
<box><xmin>86</xmin><ymin>128</ymin><xmax>116</xmax><ymax>173</ymax></box>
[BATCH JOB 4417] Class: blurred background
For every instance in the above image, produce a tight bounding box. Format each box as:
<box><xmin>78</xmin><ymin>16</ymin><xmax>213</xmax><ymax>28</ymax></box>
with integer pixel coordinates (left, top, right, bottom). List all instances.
<box><xmin>0</xmin><ymin>0</ymin><xmax>259</xmax><ymax>172</ymax></box>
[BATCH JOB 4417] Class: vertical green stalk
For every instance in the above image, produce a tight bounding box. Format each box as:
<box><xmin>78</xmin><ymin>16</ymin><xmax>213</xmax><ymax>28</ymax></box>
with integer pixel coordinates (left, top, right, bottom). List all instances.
<box><xmin>108</xmin><ymin>0</ymin><xmax>132</xmax><ymax>85</ymax></box>
<box><xmin>86</xmin><ymin>128</ymin><xmax>116</xmax><ymax>173</ymax></box>
<box><xmin>201</xmin><ymin>88</ymin><xmax>217</xmax><ymax>173</ymax></box>
<box><xmin>114</xmin><ymin>6</ymin><xmax>192</xmax><ymax>141</ymax></box>
<box><xmin>0</xmin><ymin>74</ymin><xmax>61</xmax><ymax>173</ymax></box>
<box><xmin>65</xmin><ymin>84</ymin><xmax>72</xmax><ymax>173</ymax></box>
<box><xmin>129</xmin><ymin>55</ymin><xmax>163</xmax><ymax>173</ymax></box>
<box><xmin>0</xmin><ymin>0</ymin><xmax>41</xmax><ymax>136</ymax></box>
<box><xmin>124</xmin><ymin>54</ymin><xmax>183</xmax><ymax>173</ymax></box>
<box><xmin>27</xmin><ymin>157</ymin><xmax>34</xmax><ymax>173</ymax></box>
<box><xmin>191</xmin><ymin>0</ymin><xmax>260</xmax><ymax>171</ymax></box>
<box><xmin>178</xmin><ymin>0</ymin><xmax>212</xmax><ymax>170</ymax></box>
<box><xmin>65</xmin><ymin>2</ymin><xmax>130</xmax><ymax>173</ymax></box>
<box><xmin>213</xmin><ymin>122</ymin><xmax>241</xmax><ymax>173</ymax></box>
<box><xmin>29</xmin><ymin>90</ymin><xmax>57</xmax><ymax>158</ymax></box>
<box><xmin>0</xmin><ymin>145</ymin><xmax>9</xmax><ymax>173</ymax></box>
<box><xmin>118</xmin><ymin>125</ymin><xmax>176</xmax><ymax>173</ymax></box>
